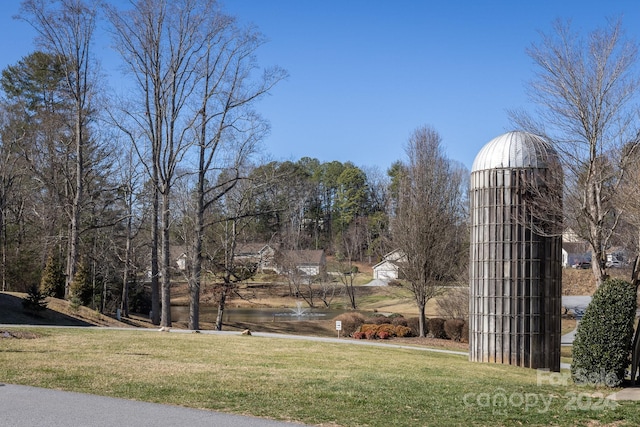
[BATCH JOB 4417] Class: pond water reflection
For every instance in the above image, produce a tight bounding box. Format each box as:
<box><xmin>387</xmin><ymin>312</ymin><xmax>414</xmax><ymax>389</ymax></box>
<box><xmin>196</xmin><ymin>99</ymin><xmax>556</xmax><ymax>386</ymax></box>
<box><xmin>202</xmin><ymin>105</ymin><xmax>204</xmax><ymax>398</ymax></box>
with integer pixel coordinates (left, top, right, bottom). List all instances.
<box><xmin>170</xmin><ymin>305</ymin><xmax>347</xmax><ymax>323</ymax></box>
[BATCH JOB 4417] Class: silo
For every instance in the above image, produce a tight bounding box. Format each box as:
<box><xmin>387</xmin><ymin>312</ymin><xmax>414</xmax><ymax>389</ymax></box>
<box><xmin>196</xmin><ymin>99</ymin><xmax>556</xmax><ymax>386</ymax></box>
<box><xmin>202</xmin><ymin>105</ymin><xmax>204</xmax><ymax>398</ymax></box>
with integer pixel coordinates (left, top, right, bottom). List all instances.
<box><xmin>469</xmin><ymin>131</ymin><xmax>562</xmax><ymax>371</ymax></box>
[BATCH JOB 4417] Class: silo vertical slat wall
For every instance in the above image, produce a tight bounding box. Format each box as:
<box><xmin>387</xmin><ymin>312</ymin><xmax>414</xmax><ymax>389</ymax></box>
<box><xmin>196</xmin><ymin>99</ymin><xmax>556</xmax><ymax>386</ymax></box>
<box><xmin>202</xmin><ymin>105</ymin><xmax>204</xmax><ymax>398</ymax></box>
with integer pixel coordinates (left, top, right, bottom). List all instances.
<box><xmin>469</xmin><ymin>148</ymin><xmax>561</xmax><ymax>371</ymax></box>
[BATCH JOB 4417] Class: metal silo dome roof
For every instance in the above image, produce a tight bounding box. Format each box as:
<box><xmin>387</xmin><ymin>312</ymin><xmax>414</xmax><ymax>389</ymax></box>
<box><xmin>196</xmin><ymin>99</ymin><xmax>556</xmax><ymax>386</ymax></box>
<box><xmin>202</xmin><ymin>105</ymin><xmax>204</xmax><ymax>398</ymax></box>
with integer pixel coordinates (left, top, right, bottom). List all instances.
<box><xmin>472</xmin><ymin>131</ymin><xmax>558</xmax><ymax>172</ymax></box>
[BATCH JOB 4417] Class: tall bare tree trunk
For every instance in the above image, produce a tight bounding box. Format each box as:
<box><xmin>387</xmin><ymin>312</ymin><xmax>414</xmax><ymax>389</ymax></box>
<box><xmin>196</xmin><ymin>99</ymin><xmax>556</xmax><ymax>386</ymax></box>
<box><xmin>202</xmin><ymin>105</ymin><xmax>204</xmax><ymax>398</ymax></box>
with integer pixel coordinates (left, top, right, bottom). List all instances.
<box><xmin>215</xmin><ymin>285</ymin><xmax>227</xmax><ymax>331</ymax></box>
<box><xmin>188</xmin><ymin>148</ymin><xmax>205</xmax><ymax>331</ymax></box>
<box><xmin>150</xmin><ymin>184</ymin><xmax>160</xmax><ymax>325</ymax></box>
<box><xmin>66</xmin><ymin>111</ymin><xmax>83</xmax><ymax>298</ymax></box>
<box><xmin>160</xmin><ymin>190</ymin><xmax>172</xmax><ymax>328</ymax></box>
<box><xmin>121</xmin><ymin>200</ymin><xmax>133</xmax><ymax>318</ymax></box>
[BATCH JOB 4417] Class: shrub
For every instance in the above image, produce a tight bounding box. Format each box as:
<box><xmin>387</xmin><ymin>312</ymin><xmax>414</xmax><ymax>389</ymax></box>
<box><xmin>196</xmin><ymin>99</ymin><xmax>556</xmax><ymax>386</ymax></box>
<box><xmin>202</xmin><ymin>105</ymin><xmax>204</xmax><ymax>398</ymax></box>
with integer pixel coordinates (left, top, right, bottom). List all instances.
<box><xmin>391</xmin><ymin>316</ymin><xmax>408</xmax><ymax>327</ymax></box>
<box><xmin>394</xmin><ymin>325</ymin><xmax>414</xmax><ymax>338</ymax></box>
<box><xmin>370</xmin><ymin>315</ymin><xmax>391</xmax><ymax>325</ymax></box>
<box><xmin>406</xmin><ymin>317</ymin><xmax>421</xmax><ymax>336</ymax></box>
<box><xmin>359</xmin><ymin>324</ymin><xmax>378</xmax><ymax>334</ymax></box>
<box><xmin>571</xmin><ymin>278</ymin><xmax>637</xmax><ymax>387</ymax></box>
<box><xmin>364</xmin><ymin>328</ymin><xmax>378</xmax><ymax>340</ymax></box>
<box><xmin>377</xmin><ymin>331</ymin><xmax>390</xmax><ymax>340</ymax></box>
<box><xmin>460</xmin><ymin>321</ymin><xmax>469</xmax><ymax>343</ymax></box>
<box><xmin>428</xmin><ymin>318</ymin><xmax>447</xmax><ymax>339</ymax></box>
<box><xmin>436</xmin><ymin>287</ymin><xmax>469</xmax><ymax>319</ymax></box>
<box><xmin>352</xmin><ymin>331</ymin><xmax>365</xmax><ymax>339</ymax></box>
<box><xmin>377</xmin><ymin>324</ymin><xmax>396</xmax><ymax>336</ymax></box>
<box><xmin>333</xmin><ymin>312</ymin><xmax>366</xmax><ymax>337</ymax></box>
<box><xmin>444</xmin><ymin>319</ymin><xmax>466</xmax><ymax>341</ymax></box>
<box><xmin>388</xmin><ymin>280</ymin><xmax>402</xmax><ymax>287</ymax></box>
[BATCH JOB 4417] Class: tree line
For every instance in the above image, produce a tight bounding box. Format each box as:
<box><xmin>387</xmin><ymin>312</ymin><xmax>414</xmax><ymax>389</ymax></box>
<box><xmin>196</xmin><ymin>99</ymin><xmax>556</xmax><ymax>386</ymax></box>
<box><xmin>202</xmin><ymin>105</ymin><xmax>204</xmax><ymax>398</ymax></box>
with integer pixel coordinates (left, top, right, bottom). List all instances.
<box><xmin>0</xmin><ymin>0</ymin><xmax>437</xmax><ymax>331</ymax></box>
<box><xmin>3</xmin><ymin>1</ymin><xmax>640</xmax><ymax>337</ymax></box>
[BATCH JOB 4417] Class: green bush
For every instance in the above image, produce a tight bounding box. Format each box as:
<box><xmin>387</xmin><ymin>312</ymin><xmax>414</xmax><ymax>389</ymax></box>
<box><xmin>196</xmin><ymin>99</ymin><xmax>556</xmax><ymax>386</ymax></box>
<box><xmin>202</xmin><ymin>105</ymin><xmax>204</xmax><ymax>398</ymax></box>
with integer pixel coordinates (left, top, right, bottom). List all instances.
<box><xmin>571</xmin><ymin>278</ymin><xmax>637</xmax><ymax>387</ymax></box>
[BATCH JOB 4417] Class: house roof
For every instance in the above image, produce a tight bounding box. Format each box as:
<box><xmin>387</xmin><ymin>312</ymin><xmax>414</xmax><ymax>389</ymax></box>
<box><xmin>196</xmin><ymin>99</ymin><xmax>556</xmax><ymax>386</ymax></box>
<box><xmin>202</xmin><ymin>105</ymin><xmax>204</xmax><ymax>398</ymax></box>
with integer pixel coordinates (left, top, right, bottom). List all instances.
<box><xmin>235</xmin><ymin>243</ymin><xmax>272</xmax><ymax>255</ymax></box>
<box><xmin>170</xmin><ymin>245</ymin><xmax>188</xmax><ymax>261</ymax></box>
<box><xmin>280</xmin><ymin>250</ymin><xmax>325</xmax><ymax>265</ymax></box>
<box><xmin>373</xmin><ymin>259</ymin><xmax>400</xmax><ymax>270</ymax></box>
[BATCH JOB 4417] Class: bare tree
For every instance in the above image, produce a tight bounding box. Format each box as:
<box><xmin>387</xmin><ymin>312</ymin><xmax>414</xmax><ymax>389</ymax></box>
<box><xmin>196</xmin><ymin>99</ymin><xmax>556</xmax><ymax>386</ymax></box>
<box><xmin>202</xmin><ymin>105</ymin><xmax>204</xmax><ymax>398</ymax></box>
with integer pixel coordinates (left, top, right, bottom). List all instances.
<box><xmin>107</xmin><ymin>0</ymin><xmax>215</xmax><ymax>327</ymax></box>
<box><xmin>188</xmin><ymin>12</ymin><xmax>285</xmax><ymax>330</ymax></box>
<box><xmin>0</xmin><ymin>106</ymin><xmax>28</xmax><ymax>291</ymax></box>
<box><xmin>391</xmin><ymin>126</ymin><xmax>468</xmax><ymax>337</ymax></box>
<box><xmin>336</xmin><ymin>218</ymin><xmax>366</xmax><ymax>309</ymax></box>
<box><xmin>512</xmin><ymin>18</ymin><xmax>640</xmax><ymax>284</ymax></box>
<box><xmin>19</xmin><ymin>0</ymin><xmax>99</xmax><ymax>298</ymax></box>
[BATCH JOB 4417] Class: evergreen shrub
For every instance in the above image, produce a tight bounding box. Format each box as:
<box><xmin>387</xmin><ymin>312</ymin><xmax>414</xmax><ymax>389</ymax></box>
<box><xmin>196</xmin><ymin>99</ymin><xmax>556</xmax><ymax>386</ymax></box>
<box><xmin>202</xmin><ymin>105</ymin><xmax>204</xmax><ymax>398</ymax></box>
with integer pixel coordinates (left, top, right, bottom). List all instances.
<box><xmin>571</xmin><ymin>278</ymin><xmax>637</xmax><ymax>387</ymax></box>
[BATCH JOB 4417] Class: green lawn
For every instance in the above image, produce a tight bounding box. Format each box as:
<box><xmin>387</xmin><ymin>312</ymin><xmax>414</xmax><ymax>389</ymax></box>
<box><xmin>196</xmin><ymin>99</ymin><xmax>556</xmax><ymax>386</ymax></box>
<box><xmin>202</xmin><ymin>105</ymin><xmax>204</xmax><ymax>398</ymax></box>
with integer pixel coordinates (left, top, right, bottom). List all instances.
<box><xmin>0</xmin><ymin>328</ymin><xmax>636</xmax><ymax>426</ymax></box>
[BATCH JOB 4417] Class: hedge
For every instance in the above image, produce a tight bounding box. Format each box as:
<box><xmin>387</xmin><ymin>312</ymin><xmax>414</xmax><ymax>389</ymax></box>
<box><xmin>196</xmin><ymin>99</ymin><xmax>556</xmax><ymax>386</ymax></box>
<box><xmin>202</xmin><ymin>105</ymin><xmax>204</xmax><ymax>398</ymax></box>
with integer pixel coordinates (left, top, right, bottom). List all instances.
<box><xmin>571</xmin><ymin>278</ymin><xmax>637</xmax><ymax>387</ymax></box>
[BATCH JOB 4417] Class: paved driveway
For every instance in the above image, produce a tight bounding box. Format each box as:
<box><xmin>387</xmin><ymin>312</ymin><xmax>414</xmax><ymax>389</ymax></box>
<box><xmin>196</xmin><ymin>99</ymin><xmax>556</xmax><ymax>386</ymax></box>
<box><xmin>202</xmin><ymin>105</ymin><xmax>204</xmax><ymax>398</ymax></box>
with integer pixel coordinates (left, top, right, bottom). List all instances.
<box><xmin>0</xmin><ymin>383</ymin><xmax>307</xmax><ymax>427</ymax></box>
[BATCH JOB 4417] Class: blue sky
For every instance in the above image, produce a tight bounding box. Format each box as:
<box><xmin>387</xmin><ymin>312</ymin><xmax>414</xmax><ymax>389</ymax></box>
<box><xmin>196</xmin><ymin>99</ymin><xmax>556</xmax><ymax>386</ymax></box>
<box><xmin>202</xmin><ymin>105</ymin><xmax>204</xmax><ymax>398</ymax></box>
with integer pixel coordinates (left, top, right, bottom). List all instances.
<box><xmin>3</xmin><ymin>1</ymin><xmax>640</xmax><ymax>172</ymax></box>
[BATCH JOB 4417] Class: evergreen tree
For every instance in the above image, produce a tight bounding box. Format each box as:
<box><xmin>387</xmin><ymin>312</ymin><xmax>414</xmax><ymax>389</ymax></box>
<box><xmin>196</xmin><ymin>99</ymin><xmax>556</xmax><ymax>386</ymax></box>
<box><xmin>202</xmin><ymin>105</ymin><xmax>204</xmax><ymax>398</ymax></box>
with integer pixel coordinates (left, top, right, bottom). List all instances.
<box><xmin>40</xmin><ymin>254</ymin><xmax>65</xmax><ymax>298</ymax></box>
<box><xmin>22</xmin><ymin>284</ymin><xmax>48</xmax><ymax>312</ymax></box>
<box><xmin>70</xmin><ymin>258</ymin><xmax>91</xmax><ymax>306</ymax></box>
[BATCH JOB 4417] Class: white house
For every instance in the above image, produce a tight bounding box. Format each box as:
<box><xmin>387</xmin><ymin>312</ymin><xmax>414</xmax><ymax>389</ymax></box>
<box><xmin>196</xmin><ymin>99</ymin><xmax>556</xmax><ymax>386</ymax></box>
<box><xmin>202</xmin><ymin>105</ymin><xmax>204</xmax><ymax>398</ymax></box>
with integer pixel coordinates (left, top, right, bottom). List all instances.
<box><xmin>235</xmin><ymin>243</ymin><xmax>277</xmax><ymax>272</ymax></box>
<box><xmin>372</xmin><ymin>249</ymin><xmax>406</xmax><ymax>280</ymax></box>
<box><xmin>277</xmin><ymin>250</ymin><xmax>326</xmax><ymax>277</ymax></box>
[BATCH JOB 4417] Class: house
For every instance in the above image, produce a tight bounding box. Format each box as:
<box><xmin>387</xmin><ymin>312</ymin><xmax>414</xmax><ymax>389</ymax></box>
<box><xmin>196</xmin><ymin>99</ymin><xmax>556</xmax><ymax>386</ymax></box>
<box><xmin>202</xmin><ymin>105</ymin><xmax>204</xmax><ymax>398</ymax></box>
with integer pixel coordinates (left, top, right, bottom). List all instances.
<box><xmin>169</xmin><ymin>246</ymin><xmax>189</xmax><ymax>272</ymax></box>
<box><xmin>234</xmin><ymin>243</ymin><xmax>277</xmax><ymax>272</ymax></box>
<box><xmin>372</xmin><ymin>249</ymin><xmax>406</xmax><ymax>280</ymax></box>
<box><xmin>562</xmin><ymin>242</ymin><xmax>591</xmax><ymax>268</ymax></box>
<box><xmin>175</xmin><ymin>252</ymin><xmax>188</xmax><ymax>271</ymax></box>
<box><xmin>277</xmin><ymin>249</ymin><xmax>326</xmax><ymax>277</ymax></box>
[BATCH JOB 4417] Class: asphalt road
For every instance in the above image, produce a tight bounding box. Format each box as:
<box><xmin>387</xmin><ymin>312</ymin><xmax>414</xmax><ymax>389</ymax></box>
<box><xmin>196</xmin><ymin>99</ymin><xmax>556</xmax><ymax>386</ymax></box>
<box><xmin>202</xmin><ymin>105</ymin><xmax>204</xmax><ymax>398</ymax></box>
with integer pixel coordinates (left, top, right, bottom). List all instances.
<box><xmin>0</xmin><ymin>383</ymin><xmax>308</xmax><ymax>427</ymax></box>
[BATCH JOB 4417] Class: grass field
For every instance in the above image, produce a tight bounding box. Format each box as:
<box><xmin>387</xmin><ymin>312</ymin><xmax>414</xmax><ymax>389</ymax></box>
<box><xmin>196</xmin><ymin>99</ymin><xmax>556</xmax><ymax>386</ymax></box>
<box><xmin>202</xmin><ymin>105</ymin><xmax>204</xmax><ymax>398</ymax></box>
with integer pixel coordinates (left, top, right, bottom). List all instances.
<box><xmin>1</xmin><ymin>327</ymin><xmax>637</xmax><ymax>427</ymax></box>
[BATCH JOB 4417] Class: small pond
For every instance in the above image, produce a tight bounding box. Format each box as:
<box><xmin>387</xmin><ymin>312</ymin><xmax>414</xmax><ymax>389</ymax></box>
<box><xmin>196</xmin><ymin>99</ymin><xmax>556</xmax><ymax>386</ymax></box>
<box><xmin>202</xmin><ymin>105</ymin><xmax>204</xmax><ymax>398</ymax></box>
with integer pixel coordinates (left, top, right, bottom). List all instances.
<box><xmin>170</xmin><ymin>305</ymin><xmax>348</xmax><ymax>323</ymax></box>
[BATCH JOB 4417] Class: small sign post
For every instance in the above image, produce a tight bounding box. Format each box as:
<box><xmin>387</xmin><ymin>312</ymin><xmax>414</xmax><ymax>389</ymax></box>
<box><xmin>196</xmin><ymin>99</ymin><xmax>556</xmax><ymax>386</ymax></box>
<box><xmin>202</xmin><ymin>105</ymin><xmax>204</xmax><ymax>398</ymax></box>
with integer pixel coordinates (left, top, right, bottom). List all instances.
<box><xmin>335</xmin><ymin>320</ymin><xmax>342</xmax><ymax>338</ymax></box>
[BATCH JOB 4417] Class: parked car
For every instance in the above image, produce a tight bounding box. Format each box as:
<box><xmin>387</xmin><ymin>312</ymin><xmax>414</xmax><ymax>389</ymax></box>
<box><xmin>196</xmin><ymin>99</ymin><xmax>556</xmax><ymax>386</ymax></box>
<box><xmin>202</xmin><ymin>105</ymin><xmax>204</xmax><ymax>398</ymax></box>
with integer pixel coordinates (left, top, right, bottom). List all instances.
<box><xmin>573</xmin><ymin>261</ymin><xmax>591</xmax><ymax>269</ymax></box>
<box><xmin>606</xmin><ymin>260</ymin><xmax>624</xmax><ymax>268</ymax></box>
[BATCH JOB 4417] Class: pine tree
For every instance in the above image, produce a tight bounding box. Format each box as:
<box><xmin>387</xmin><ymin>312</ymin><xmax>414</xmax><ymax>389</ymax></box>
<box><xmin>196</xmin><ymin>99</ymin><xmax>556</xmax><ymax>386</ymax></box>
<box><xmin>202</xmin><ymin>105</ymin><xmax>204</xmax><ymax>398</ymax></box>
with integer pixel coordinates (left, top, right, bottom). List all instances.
<box><xmin>23</xmin><ymin>284</ymin><xmax>48</xmax><ymax>312</ymax></box>
<box><xmin>70</xmin><ymin>258</ymin><xmax>91</xmax><ymax>306</ymax></box>
<box><xmin>40</xmin><ymin>255</ymin><xmax>65</xmax><ymax>298</ymax></box>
